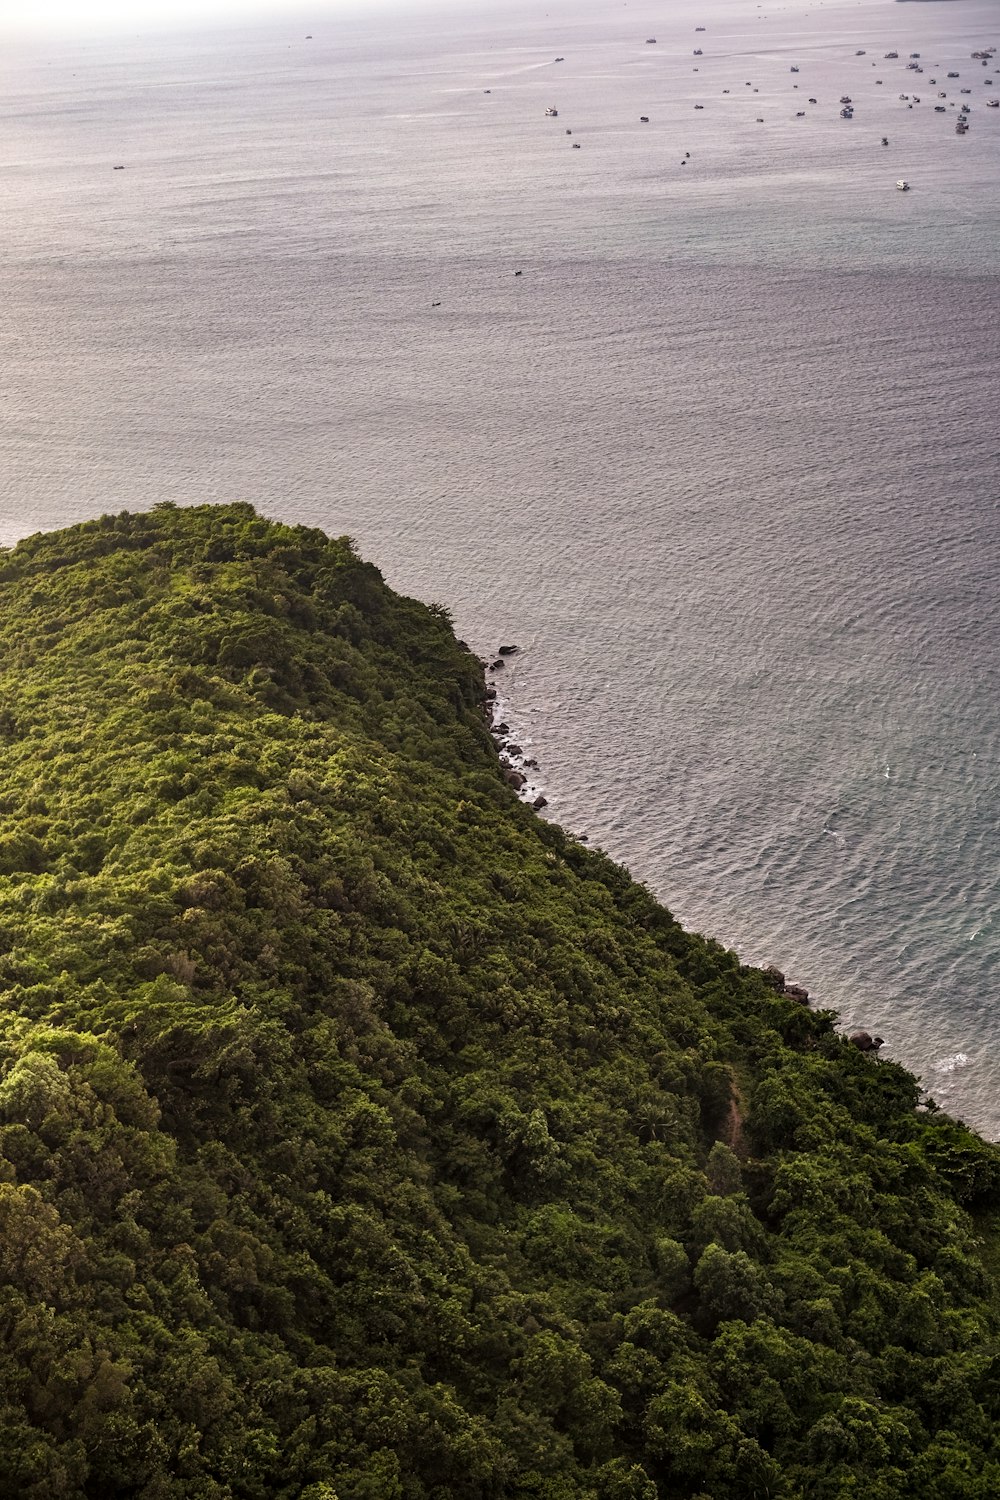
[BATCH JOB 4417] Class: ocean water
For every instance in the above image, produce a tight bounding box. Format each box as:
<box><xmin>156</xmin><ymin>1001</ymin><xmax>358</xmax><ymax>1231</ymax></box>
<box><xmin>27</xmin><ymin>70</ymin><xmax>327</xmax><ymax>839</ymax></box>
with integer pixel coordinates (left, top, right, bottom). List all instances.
<box><xmin>2</xmin><ymin>0</ymin><xmax>999</xmax><ymax>1129</ymax></box>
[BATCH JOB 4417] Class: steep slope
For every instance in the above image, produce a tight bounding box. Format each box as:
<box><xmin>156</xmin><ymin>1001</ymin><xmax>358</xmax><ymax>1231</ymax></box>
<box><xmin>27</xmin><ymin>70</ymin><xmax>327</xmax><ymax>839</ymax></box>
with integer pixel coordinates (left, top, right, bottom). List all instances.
<box><xmin>0</xmin><ymin>503</ymin><xmax>998</xmax><ymax>1499</ymax></box>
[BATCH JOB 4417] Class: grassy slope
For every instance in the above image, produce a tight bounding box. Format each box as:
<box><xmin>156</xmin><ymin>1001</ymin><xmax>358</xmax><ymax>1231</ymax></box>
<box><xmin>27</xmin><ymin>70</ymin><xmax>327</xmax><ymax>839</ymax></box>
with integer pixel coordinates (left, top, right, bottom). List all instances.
<box><xmin>0</xmin><ymin>503</ymin><xmax>998</xmax><ymax>1499</ymax></box>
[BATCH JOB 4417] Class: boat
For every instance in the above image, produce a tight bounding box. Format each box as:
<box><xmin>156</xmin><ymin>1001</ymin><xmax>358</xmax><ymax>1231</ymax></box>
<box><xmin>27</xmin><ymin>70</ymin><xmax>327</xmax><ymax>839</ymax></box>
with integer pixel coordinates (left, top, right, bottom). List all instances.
<box><xmin>808</xmin><ymin>96</ymin><xmax>817</xmax><ymax>103</ymax></box>
<box><xmin>645</xmin><ymin>37</ymin><xmax>657</xmax><ymax>44</ymax></box>
<box><xmin>988</xmin><ymin>98</ymin><xmax>1000</xmax><ymax>107</ymax></box>
<box><xmin>881</xmin><ymin>136</ymin><xmax>889</xmax><ymax>145</ymax></box>
<box><xmin>694</xmin><ymin>49</ymin><xmax>703</xmax><ymax>56</ymax></box>
<box><xmin>639</xmin><ymin>115</ymin><xmax>649</xmax><ymax>122</ymax></box>
<box><xmin>885</xmin><ymin>51</ymin><xmax>899</xmax><ymax>60</ymax></box>
<box><xmin>796</xmin><ymin>111</ymin><xmax>805</xmax><ymax>116</ymax></box>
<box><xmin>790</xmin><ymin>66</ymin><xmax>799</xmax><ymax>73</ymax></box>
<box><xmin>856</xmin><ymin>50</ymin><xmax>866</xmax><ymax>56</ymax></box>
<box><xmin>696</xmin><ymin>26</ymin><xmax>706</xmax><ymax>32</ymax></box>
<box><xmin>694</xmin><ymin>103</ymin><xmax>704</xmax><ymax>109</ymax></box>
<box><xmin>896</xmin><ymin>179</ymin><xmax>910</xmax><ymax>190</ymax></box>
<box><xmin>934</xmin><ymin>105</ymin><xmax>946</xmax><ymax>112</ymax></box>
<box><xmin>840</xmin><ymin>107</ymin><xmax>854</xmax><ymax>118</ymax></box>
<box><xmin>840</xmin><ymin>95</ymin><xmax>852</xmax><ymax>103</ymax></box>
<box><xmin>947</xmin><ymin>72</ymin><xmax>959</xmax><ymax>79</ymax></box>
<box><xmin>910</xmin><ymin>53</ymin><xmax>920</xmax><ymax>59</ymax></box>
<box><xmin>544</xmin><ymin>106</ymin><xmax>558</xmax><ymax>116</ymax></box>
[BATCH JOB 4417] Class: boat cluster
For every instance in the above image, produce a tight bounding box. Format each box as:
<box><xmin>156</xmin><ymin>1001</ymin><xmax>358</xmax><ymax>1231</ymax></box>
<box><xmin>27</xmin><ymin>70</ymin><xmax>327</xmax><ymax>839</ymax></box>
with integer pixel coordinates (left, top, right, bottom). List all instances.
<box><xmin>518</xmin><ymin>30</ymin><xmax>997</xmax><ymax>169</ymax></box>
<box><xmin>829</xmin><ymin>38</ymin><xmax>998</xmax><ymax>140</ymax></box>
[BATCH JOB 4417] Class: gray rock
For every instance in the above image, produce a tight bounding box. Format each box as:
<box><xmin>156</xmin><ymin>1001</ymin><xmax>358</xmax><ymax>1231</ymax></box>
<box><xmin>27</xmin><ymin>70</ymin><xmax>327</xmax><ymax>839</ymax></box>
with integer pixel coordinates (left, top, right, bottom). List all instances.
<box><xmin>498</xmin><ymin>644</ymin><xmax>519</xmax><ymax>655</ymax></box>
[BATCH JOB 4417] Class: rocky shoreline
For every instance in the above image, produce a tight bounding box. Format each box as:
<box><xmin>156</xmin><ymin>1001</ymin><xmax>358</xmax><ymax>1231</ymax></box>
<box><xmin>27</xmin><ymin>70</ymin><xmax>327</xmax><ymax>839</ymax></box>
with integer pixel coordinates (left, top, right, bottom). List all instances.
<box><xmin>476</xmin><ymin>644</ymin><xmax>886</xmax><ymax>1058</ymax></box>
<box><xmin>478</xmin><ymin>643</ymin><xmax>548</xmax><ymax>812</ymax></box>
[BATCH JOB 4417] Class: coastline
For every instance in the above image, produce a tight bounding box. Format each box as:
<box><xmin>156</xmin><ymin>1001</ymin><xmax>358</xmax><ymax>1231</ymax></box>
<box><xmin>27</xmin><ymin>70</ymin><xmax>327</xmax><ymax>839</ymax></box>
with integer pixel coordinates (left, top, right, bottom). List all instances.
<box><xmin>478</xmin><ymin>640</ymin><xmax>903</xmax><ymax>1080</ymax></box>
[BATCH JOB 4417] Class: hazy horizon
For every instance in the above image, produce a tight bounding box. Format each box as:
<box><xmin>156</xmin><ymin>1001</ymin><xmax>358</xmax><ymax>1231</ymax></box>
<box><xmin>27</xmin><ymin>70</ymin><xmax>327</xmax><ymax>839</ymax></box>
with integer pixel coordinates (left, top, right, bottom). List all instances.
<box><xmin>0</xmin><ymin>0</ymin><xmax>475</xmax><ymax>40</ymax></box>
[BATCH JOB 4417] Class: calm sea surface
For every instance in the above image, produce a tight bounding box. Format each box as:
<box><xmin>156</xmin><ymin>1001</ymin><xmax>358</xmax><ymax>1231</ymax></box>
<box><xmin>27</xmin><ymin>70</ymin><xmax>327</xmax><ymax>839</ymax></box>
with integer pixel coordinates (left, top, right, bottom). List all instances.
<box><xmin>2</xmin><ymin>0</ymin><xmax>999</xmax><ymax>1129</ymax></box>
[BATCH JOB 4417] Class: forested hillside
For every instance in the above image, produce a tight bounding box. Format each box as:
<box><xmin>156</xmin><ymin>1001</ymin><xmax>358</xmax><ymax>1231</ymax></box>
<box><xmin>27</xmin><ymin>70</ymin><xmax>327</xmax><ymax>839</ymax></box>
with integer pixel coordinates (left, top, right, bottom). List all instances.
<box><xmin>1</xmin><ymin>503</ymin><xmax>999</xmax><ymax>1499</ymax></box>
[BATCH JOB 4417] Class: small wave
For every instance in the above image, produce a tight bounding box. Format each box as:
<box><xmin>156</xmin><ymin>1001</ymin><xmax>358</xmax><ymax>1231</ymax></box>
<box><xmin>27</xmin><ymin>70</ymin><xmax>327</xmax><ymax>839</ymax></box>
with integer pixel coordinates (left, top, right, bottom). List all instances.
<box><xmin>934</xmin><ymin>1052</ymin><xmax>971</xmax><ymax>1075</ymax></box>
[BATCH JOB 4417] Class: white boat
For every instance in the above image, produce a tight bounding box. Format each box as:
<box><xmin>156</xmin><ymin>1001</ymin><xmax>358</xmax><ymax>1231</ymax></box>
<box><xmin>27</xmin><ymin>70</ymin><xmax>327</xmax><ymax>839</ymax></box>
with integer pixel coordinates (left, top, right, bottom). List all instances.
<box><xmin>544</xmin><ymin>106</ymin><xmax>559</xmax><ymax>116</ymax></box>
<box><xmin>988</xmin><ymin>98</ymin><xmax>1000</xmax><ymax>107</ymax></box>
<box><xmin>896</xmin><ymin>179</ymin><xmax>910</xmax><ymax>190</ymax></box>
